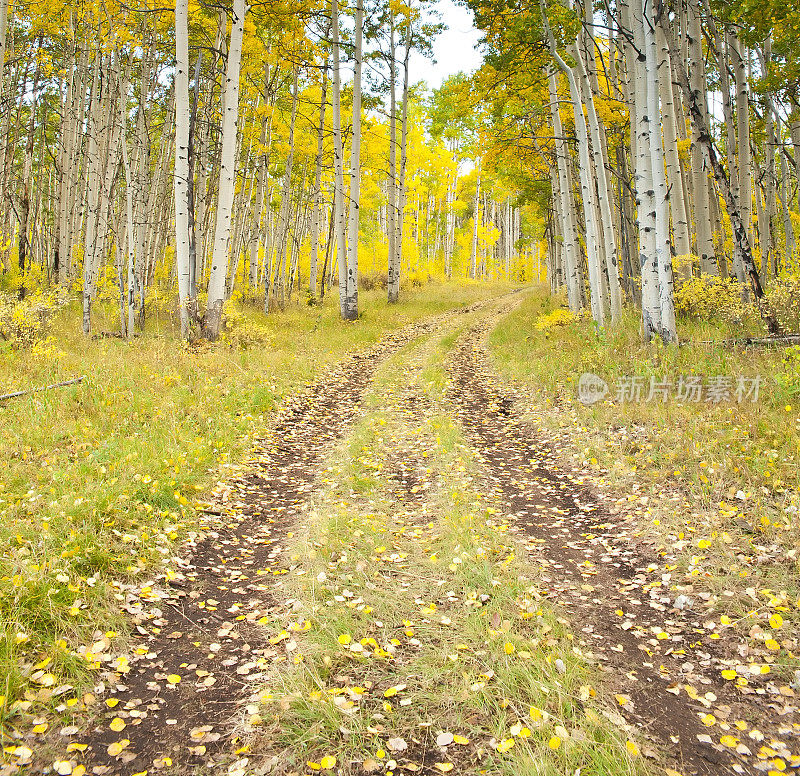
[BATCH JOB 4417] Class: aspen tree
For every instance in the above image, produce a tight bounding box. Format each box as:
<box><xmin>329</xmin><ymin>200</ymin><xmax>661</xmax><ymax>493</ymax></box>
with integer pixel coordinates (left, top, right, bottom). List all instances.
<box><xmin>547</xmin><ymin>70</ymin><xmax>581</xmax><ymax>312</ymax></box>
<box><xmin>309</xmin><ymin>35</ymin><xmax>330</xmax><ymax>298</ymax></box>
<box><xmin>575</xmin><ymin>11</ymin><xmax>621</xmax><ymax>321</ymax></box>
<box><xmin>629</xmin><ymin>0</ymin><xmax>661</xmax><ymax>339</ymax></box>
<box><xmin>273</xmin><ymin>69</ymin><xmax>299</xmax><ymax>310</ymax></box>
<box><xmin>174</xmin><ymin>0</ymin><xmax>192</xmax><ymax>338</ymax></box>
<box><xmin>393</xmin><ymin>23</ymin><xmax>411</xmax><ymax>294</ymax></box>
<box><xmin>686</xmin><ymin>0</ymin><xmax>717</xmax><ymax>275</ymax></box>
<box><xmin>387</xmin><ymin>10</ymin><xmax>399</xmax><ymax>302</ymax></box>
<box><xmin>120</xmin><ymin>88</ymin><xmax>137</xmax><ymax>340</ymax></box>
<box><xmin>657</xmin><ymin>0</ymin><xmax>782</xmax><ymax>334</ymax></box>
<box><xmin>204</xmin><ymin>0</ymin><xmax>245</xmax><ymax>340</ymax></box>
<box><xmin>642</xmin><ymin>0</ymin><xmax>676</xmax><ymax>342</ymax></box>
<box><xmin>541</xmin><ymin>0</ymin><xmax>605</xmax><ymax>325</ymax></box>
<box><xmin>343</xmin><ymin>0</ymin><xmax>363</xmax><ymax>321</ymax></box>
<box><xmin>656</xmin><ymin>21</ymin><xmax>691</xmax><ymax>268</ymax></box>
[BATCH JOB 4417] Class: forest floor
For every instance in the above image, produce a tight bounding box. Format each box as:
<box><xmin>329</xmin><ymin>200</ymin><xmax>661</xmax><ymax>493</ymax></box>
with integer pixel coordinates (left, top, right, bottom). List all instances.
<box><xmin>3</xmin><ymin>290</ymin><xmax>798</xmax><ymax>776</ymax></box>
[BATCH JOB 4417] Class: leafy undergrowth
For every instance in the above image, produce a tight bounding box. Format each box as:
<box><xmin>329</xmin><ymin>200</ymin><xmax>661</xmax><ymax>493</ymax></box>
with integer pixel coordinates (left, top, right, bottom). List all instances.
<box><xmin>0</xmin><ymin>281</ymin><xmax>512</xmax><ymax>732</ymax></box>
<box><xmin>487</xmin><ymin>288</ymin><xmax>799</xmax><ymax>687</ymax></box>
<box><xmin>253</xmin><ymin>326</ymin><xmax>650</xmax><ymax>776</ymax></box>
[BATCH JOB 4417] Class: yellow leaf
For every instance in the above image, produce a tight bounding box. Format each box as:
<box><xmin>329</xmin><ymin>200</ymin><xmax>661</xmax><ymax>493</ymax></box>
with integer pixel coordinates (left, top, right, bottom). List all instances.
<box><xmin>453</xmin><ymin>735</ymin><xmax>469</xmax><ymax>745</ymax></box>
<box><xmin>497</xmin><ymin>738</ymin><xmax>515</xmax><ymax>753</ymax></box>
<box><xmin>107</xmin><ymin>739</ymin><xmax>130</xmax><ymax>757</ymax></box>
<box><xmin>700</xmin><ymin>714</ymin><xmax>716</xmax><ymax>727</ymax></box>
<box><xmin>626</xmin><ymin>740</ymin><xmax>640</xmax><ymax>756</ymax></box>
<box><xmin>720</xmin><ymin>735</ymin><xmax>738</xmax><ymax>748</ymax></box>
<box><xmin>435</xmin><ymin>765</ymin><xmax>454</xmax><ymax>773</ymax></box>
<box><xmin>548</xmin><ymin>736</ymin><xmax>561</xmax><ymax>750</ymax></box>
<box><xmin>529</xmin><ymin>706</ymin><xmax>542</xmax><ymax>720</ymax></box>
<box><xmin>504</xmin><ymin>642</ymin><xmax>515</xmax><ymax>654</ymax></box>
<box><xmin>721</xmin><ymin>670</ymin><xmax>737</xmax><ymax>680</ymax></box>
<box><xmin>320</xmin><ymin>755</ymin><xmax>337</xmax><ymax>769</ymax></box>
<box><xmin>765</xmin><ymin>638</ymin><xmax>780</xmax><ymax>651</ymax></box>
<box><xmin>109</xmin><ymin>717</ymin><xmax>126</xmax><ymax>732</ymax></box>
<box><xmin>769</xmin><ymin>614</ymin><xmax>783</xmax><ymax>629</ymax></box>
<box><xmin>615</xmin><ymin>694</ymin><xmax>630</xmax><ymax>706</ymax></box>
<box><xmin>337</xmin><ymin>634</ymin><xmax>352</xmax><ymax>645</ymax></box>
<box><xmin>166</xmin><ymin>674</ymin><xmax>181</xmax><ymax>684</ymax></box>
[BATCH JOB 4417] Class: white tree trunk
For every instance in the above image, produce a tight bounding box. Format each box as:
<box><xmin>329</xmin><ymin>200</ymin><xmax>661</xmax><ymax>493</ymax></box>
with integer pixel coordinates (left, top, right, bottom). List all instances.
<box><xmin>470</xmin><ymin>170</ymin><xmax>481</xmax><ymax>279</ymax></box>
<box><xmin>547</xmin><ymin>71</ymin><xmax>581</xmax><ymax>312</ymax></box>
<box><xmin>204</xmin><ymin>0</ymin><xmax>245</xmax><ymax>340</ymax></box>
<box><xmin>687</xmin><ymin>0</ymin><xmax>717</xmax><ymax>274</ymax></box>
<box><xmin>174</xmin><ymin>0</ymin><xmax>192</xmax><ymax>338</ymax></box>
<box><xmin>630</xmin><ymin>0</ymin><xmax>661</xmax><ymax>339</ymax></box>
<box><xmin>643</xmin><ymin>0</ymin><xmax>677</xmax><ymax>342</ymax></box>
<box><xmin>541</xmin><ymin>0</ymin><xmax>605</xmax><ymax>325</ymax></box>
<box><xmin>657</xmin><ymin>21</ymin><xmax>692</xmax><ymax>266</ymax></box>
<box><xmin>330</xmin><ymin>0</ymin><xmax>347</xmax><ymax>318</ymax></box>
<box><xmin>576</xmin><ymin>16</ymin><xmax>622</xmax><ymax>321</ymax></box>
<box><xmin>309</xmin><ymin>43</ymin><xmax>329</xmax><ymax>298</ymax></box>
<box><xmin>387</xmin><ymin>12</ymin><xmax>399</xmax><ymax>302</ymax></box>
<box><xmin>121</xmin><ymin>90</ymin><xmax>137</xmax><ymax>340</ymax></box>
<box><xmin>343</xmin><ymin>0</ymin><xmax>363</xmax><ymax>320</ymax></box>
<box><xmin>731</xmin><ymin>35</ymin><xmax>753</xmax><ymax>252</ymax></box>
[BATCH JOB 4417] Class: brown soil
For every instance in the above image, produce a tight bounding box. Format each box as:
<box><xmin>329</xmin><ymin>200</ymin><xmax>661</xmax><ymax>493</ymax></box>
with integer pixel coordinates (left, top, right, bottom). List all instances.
<box><xmin>43</xmin><ymin>295</ymin><xmax>793</xmax><ymax>776</ymax></box>
<box><xmin>446</xmin><ymin>318</ymin><xmax>781</xmax><ymax>776</ymax></box>
<box><xmin>64</xmin><ymin>304</ymin><xmax>493</xmax><ymax>776</ymax></box>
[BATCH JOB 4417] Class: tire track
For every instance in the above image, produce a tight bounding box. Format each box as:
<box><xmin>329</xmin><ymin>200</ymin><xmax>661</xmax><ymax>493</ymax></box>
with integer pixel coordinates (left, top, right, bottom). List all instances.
<box><xmin>446</xmin><ymin>320</ymin><xmax>764</xmax><ymax>776</ymax></box>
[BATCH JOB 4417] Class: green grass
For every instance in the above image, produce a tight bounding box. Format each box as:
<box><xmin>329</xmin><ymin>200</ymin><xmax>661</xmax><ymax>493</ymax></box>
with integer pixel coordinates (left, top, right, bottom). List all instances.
<box><xmin>254</xmin><ymin>317</ymin><xmax>651</xmax><ymax>776</ymax></box>
<box><xmin>487</xmin><ymin>286</ymin><xmax>799</xmax><ymax>669</ymax></box>
<box><xmin>0</xmin><ymin>280</ymin><xmax>511</xmax><ymax>727</ymax></box>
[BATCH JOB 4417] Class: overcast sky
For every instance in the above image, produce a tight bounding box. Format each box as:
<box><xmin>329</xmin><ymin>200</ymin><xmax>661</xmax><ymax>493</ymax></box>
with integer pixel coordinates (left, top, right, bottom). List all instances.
<box><xmin>407</xmin><ymin>0</ymin><xmax>484</xmax><ymax>91</ymax></box>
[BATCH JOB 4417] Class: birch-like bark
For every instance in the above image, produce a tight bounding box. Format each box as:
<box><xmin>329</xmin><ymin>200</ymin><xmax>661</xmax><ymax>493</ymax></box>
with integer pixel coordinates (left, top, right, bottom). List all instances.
<box><xmin>204</xmin><ymin>0</ymin><xmax>245</xmax><ymax>340</ymax></box>
<box><xmin>309</xmin><ymin>40</ymin><xmax>329</xmax><ymax>297</ymax></box>
<box><xmin>731</xmin><ymin>34</ymin><xmax>753</xmax><ymax>251</ymax></box>
<box><xmin>656</xmin><ymin>21</ymin><xmax>691</xmax><ymax>267</ymax></box>
<box><xmin>631</xmin><ymin>0</ymin><xmax>661</xmax><ymax>339</ymax></box>
<box><xmin>547</xmin><ymin>71</ymin><xmax>581</xmax><ymax>312</ymax></box>
<box><xmin>330</xmin><ymin>0</ymin><xmax>347</xmax><ymax>318</ymax></box>
<box><xmin>643</xmin><ymin>0</ymin><xmax>676</xmax><ymax>342</ymax></box>
<box><xmin>657</xmin><ymin>0</ymin><xmax>781</xmax><ymax>333</ymax></box>
<box><xmin>121</xmin><ymin>89</ymin><xmax>137</xmax><ymax>340</ymax></box>
<box><xmin>174</xmin><ymin>0</ymin><xmax>192</xmax><ymax>338</ymax></box>
<box><xmin>387</xmin><ymin>12</ymin><xmax>399</xmax><ymax>302</ymax></box>
<box><xmin>541</xmin><ymin>0</ymin><xmax>605</xmax><ymax>325</ymax></box>
<box><xmin>757</xmin><ymin>43</ymin><xmax>777</xmax><ymax>278</ymax></box>
<box><xmin>578</xmin><ymin>13</ymin><xmax>622</xmax><ymax>321</ymax></box>
<box><xmin>687</xmin><ymin>0</ymin><xmax>717</xmax><ymax>274</ymax></box>
<box><xmin>187</xmin><ymin>49</ymin><xmax>203</xmax><ymax>304</ymax></box>
<box><xmin>343</xmin><ymin>0</ymin><xmax>363</xmax><ymax>320</ymax></box>
<box><xmin>273</xmin><ymin>69</ymin><xmax>299</xmax><ymax>309</ymax></box>
<box><xmin>470</xmin><ymin>170</ymin><xmax>480</xmax><ymax>279</ymax></box>
<box><xmin>394</xmin><ymin>29</ymin><xmax>410</xmax><ymax>291</ymax></box>
<box><xmin>778</xmin><ymin>116</ymin><xmax>796</xmax><ymax>260</ymax></box>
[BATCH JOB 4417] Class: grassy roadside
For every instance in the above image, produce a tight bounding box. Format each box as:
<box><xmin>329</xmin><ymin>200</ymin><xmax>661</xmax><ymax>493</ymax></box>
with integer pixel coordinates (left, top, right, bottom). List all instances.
<box><xmin>253</xmin><ymin>318</ymin><xmax>651</xmax><ymax>776</ymax></box>
<box><xmin>0</xmin><ymin>281</ymin><xmax>512</xmax><ymax>728</ymax></box>
<box><xmin>487</xmin><ymin>288</ymin><xmax>799</xmax><ymax>668</ymax></box>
